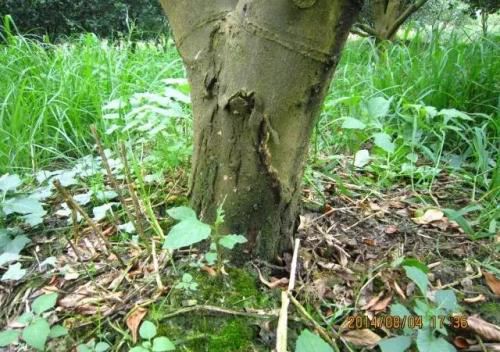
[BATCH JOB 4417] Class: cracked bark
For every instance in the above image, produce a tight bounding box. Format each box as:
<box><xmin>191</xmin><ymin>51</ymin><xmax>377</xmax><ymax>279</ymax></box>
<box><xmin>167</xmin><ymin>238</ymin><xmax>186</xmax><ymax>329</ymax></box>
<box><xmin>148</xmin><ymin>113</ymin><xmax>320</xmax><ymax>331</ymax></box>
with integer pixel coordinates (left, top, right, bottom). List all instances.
<box><xmin>160</xmin><ymin>0</ymin><xmax>362</xmax><ymax>262</ymax></box>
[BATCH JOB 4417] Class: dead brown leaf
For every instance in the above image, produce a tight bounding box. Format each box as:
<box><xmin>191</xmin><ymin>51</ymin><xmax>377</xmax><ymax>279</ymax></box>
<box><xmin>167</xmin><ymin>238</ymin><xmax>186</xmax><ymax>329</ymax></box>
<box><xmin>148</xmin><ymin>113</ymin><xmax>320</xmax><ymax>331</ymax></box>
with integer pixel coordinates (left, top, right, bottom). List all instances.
<box><xmin>385</xmin><ymin>225</ymin><xmax>399</xmax><ymax>234</ymax></box>
<box><xmin>412</xmin><ymin>208</ymin><xmax>444</xmax><ymax>225</ymax></box>
<box><xmin>453</xmin><ymin>336</ymin><xmax>470</xmax><ymax>349</ymax></box>
<box><xmin>362</xmin><ymin>291</ymin><xmax>384</xmax><ymax>311</ymax></box>
<box><xmin>393</xmin><ymin>281</ymin><xmax>406</xmax><ymax>300</ymax></box>
<box><xmin>371</xmin><ymin>295</ymin><xmax>392</xmax><ymax>312</ymax></box>
<box><xmin>342</xmin><ymin>329</ymin><xmax>381</xmax><ymax>347</ymax></box>
<box><xmin>467</xmin><ymin>316</ymin><xmax>500</xmax><ymax>342</ymax></box>
<box><xmin>483</xmin><ymin>271</ymin><xmax>500</xmax><ymax>296</ymax></box>
<box><xmin>126</xmin><ymin>307</ymin><xmax>148</xmax><ymax>343</ymax></box>
<box><xmin>201</xmin><ymin>266</ymin><xmax>217</xmax><ymax>277</ymax></box>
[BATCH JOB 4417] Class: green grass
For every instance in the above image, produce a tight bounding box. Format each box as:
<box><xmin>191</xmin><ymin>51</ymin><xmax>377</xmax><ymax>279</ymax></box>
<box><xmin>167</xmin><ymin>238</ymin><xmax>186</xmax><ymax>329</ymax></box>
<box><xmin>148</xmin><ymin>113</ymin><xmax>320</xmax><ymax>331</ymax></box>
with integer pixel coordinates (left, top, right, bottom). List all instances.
<box><xmin>0</xmin><ymin>31</ymin><xmax>183</xmax><ymax>173</ymax></box>
<box><xmin>0</xmin><ymin>26</ymin><xmax>498</xmax><ymax>236</ymax></box>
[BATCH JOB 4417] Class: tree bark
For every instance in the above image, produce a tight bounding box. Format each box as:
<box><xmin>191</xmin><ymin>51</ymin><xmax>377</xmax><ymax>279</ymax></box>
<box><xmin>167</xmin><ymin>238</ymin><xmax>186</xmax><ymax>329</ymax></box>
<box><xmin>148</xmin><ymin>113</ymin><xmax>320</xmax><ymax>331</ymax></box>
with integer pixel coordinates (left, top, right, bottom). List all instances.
<box><xmin>160</xmin><ymin>0</ymin><xmax>362</xmax><ymax>262</ymax></box>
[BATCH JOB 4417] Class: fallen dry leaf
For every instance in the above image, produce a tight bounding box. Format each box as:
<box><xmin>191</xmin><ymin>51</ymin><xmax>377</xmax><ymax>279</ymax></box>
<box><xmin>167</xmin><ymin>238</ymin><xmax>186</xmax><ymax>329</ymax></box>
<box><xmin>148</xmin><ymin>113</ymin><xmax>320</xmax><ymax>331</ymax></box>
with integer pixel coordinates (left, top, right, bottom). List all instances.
<box><xmin>126</xmin><ymin>307</ymin><xmax>148</xmax><ymax>343</ymax></box>
<box><xmin>201</xmin><ymin>266</ymin><xmax>217</xmax><ymax>277</ymax></box>
<box><xmin>483</xmin><ymin>271</ymin><xmax>500</xmax><ymax>296</ymax></box>
<box><xmin>467</xmin><ymin>316</ymin><xmax>500</xmax><ymax>342</ymax></box>
<box><xmin>342</xmin><ymin>329</ymin><xmax>381</xmax><ymax>347</ymax></box>
<box><xmin>371</xmin><ymin>295</ymin><xmax>392</xmax><ymax>312</ymax></box>
<box><xmin>393</xmin><ymin>281</ymin><xmax>406</xmax><ymax>300</ymax></box>
<box><xmin>362</xmin><ymin>238</ymin><xmax>377</xmax><ymax>246</ymax></box>
<box><xmin>385</xmin><ymin>225</ymin><xmax>399</xmax><ymax>234</ymax></box>
<box><xmin>453</xmin><ymin>336</ymin><xmax>470</xmax><ymax>349</ymax></box>
<box><xmin>362</xmin><ymin>291</ymin><xmax>384</xmax><ymax>311</ymax></box>
<box><xmin>465</xmin><ymin>343</ymin><xmax>500</xmax><ymax>351</ymax></box>
<box><xmin>412</xmin><ymin>208</ymin><xmax>444</xmax><ymax>225</ymax></box>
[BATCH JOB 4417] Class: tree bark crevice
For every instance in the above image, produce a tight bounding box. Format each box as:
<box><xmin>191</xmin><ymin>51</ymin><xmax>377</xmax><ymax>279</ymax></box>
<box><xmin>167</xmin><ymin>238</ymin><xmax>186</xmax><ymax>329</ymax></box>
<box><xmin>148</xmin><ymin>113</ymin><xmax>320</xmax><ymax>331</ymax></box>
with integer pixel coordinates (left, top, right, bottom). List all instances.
<box><xmin>161</xmin><ymin>0</ymin><xmax>362</xmax><ymax>262</ymax></box>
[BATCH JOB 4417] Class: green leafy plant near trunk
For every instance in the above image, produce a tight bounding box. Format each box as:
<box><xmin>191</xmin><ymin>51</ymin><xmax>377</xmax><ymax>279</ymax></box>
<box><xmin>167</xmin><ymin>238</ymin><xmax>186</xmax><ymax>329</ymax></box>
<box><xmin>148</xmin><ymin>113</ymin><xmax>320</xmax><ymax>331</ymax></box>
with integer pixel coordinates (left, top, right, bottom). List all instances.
<box><xmin>163</xmin><ymin>204</ymin><xmax>248</xmax><ymax>272</ymax></box>
<box><xmin>0</xmin><ymin>293</ymin><xmax>68</xmax><ymax>351</ymax></box>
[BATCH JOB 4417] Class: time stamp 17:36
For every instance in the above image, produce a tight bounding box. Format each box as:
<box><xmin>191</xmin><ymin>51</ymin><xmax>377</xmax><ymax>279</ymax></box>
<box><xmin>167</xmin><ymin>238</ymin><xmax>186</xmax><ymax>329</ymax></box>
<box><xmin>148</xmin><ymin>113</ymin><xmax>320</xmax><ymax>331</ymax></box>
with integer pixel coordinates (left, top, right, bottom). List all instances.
<box><xmin>345</xmin><ymin>315</ymin><xmax>469</xmax><ymax>330</ymax></box>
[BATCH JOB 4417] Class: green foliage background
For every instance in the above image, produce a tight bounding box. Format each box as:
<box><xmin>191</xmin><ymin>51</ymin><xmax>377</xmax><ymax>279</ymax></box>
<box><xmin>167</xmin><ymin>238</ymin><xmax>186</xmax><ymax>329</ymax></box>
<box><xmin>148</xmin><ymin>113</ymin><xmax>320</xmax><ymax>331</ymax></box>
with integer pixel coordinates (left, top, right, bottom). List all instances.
<box><xmin>0</xmin><ymin>0</ymin><xmax>168</xmax><ymax>40</ymax></box>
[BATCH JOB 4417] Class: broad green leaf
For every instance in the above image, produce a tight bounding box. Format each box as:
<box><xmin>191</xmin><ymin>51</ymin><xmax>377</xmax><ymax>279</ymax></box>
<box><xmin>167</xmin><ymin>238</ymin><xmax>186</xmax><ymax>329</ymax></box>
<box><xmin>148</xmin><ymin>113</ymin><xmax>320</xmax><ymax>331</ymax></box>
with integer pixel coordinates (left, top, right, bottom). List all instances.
<box><xmin>366</xmin><ymin>97</ymin><xmax>390</xmax><ymax>118</ymax></box>
<box><xmin>23</xmin><ymin>212</ymin><xmax>46</xmax><ymax>227</ymax></box>
<box><xmin>164</xmin><ymin>87</ymin><xmax>191</xmax><ymax>104</ymax></box>
<box><xmin>182</xmin><ymin>273</ymin><xmax>193</xmax><ymax>283</ymax></box>
<box><xmin>434</xmin><ymin>290</ymin><xmax>458</xmax><ymax>312</ymax></box>
<box><xmin>92</xmin><ymin>203</ymin><xmax>118</xmax><ymax>221</ymax></box>
<box><xmin>1</xmin><ymin>263</ymin><xmax>27</xmax><ymax>281</ymax></box>
<box><xmin>295</xmin><ymin>329</ymin><xmax>333</xmax><ymax>352</ymax></box>
<box><xmin>401</xmin><ymin>258</ymin><xmax>429</xmax><ymax>273</ymax></box>
<box><xmin>94</xmin><ymin>190</ymin><xmax>118</xmax><ymax>202</ymax></box>
<box><xmin>219</xmin><ymin>235</ymin><xmax>247</xmax><ymax>249</ymax></box>
<box><xmin>2</xmin><ymin>197</ymin><xmax>44</xmax><ymax>216</ymax></box>
<box><xmin>416</xmin><ymin>329</ymin><xmax>456</xmax><ymax>352</ymax></box>
<box><xmin>0</xmin><ymin>329</ymin><xmax>19</xmax><ymax>347</ymax></box>
<box><xmin>17</xmin><ymin>312</ymin><xmax>34</xmax><ymax>325</ymax></box>
<box><xmin>117</xmin><ymin>222</ymin><xmax>136</xmax><ymax>234</ymax></box>
<box><xmin>53</xmin><ymin>171</ymin><xmax>78</xmax><ymax>187</ymax></box>
<box><xmin>30</xmin><ymin>186</ymin><xmax>53</xmax><ymax>201</ymax></box>
<box><xmin>95</xmin><ymin>342</ymin><xmax>111</xmax><ymax>352</ymax></box>
<box><xmin>354</xmin><ymin>149</ymin><xmax>370</xmax><ymax>168</ymax></box>
<box><xmin>73</xmin><ymin>193</ymin><xmax>92</xmax><ymax>205</ymax></box>
<box><xmin>143</xmin><ymin>341</ymin><xmax>152</xmax><ymax>349</ymax></box>
<box><xmin>152</xmin><ymin>336</ymin><xmax>176</xmax><ymax>351</ymax></box>
<box><xmin>22</xmin><ymin>318</ymin><xmax>50</xmax><ymax>351</ymax></box>
<box><xmin>167</xmin><ymin>207</ymin><xmax>197</xmax><ymax>221</ymax></box>
<box><xmin>40</xmin><ymin>257</ymin><xmax>57</xmax><ymax>269</ymax></box>
<box><xmin>404</xmin><ymin>266</ymin><xmax>428</xmax><ymax>296</ymax></box>
<box><xmin>139</xmin><ymin>320</ymin><xmax>157</xmax><ymax>340</ymax></box>
<box><xmin>439</xmin><ymin>108</ymin><xmax>473</xmax><ymax>122</ymax></box>
<box><xmin>163</xmin><ymin>218</ymin><xmax>211</xmax><ymax>250</ymax></box>
<box><xmin>1</xmin><ymin>233</ymin><xmax>30</xmax><ymax>255</ymax></box>
<box><xmin>0</xmin><ymin>174</ymin><xmax>22</xmax><ymax>193</ymax></box>
<box><xmin>32</xmin><ymin>293</ymin><xmax>58</xmax><ymax>315</ymax></box>
<box><xmin>378</xmin><ymin>336</ymin><xmax>412</xmax><ymax>352</ymax></box>
<box><xmin>205</xmin><ymin>252</ymin><xmax>217</xmax><ymax>265</ymax></box>
<box><xmin>342</xmin><ymin>117</ymin><xmax>366</xmax><ymax>130</ymax></box>
<box><xmin>390</xmin><ymin>304</ymin><xmax>413</xmax><ymax>335</ymax></box>
<box><xmin>0</xmin><ymin>253</ymin><xmax>20</xmax><ymax>266</ymax></box>
<box><xmin>49</xmin><ymin>324</ymin><xmax>68</xmax><ymax>338</ymax></box>
<box><xmin>130</xmin><ymin>347</ymin><xmax>149</xmax><ymax>352</ymax></box>
<box><xmin>77</xmin><ymin>343</ymin><xmax>93</xmax><ymax>352</ymax></box>
<box><xmin>373</xmin><ymin>133</ymin><xmax>395</xmax><ymax>154</ymax></box>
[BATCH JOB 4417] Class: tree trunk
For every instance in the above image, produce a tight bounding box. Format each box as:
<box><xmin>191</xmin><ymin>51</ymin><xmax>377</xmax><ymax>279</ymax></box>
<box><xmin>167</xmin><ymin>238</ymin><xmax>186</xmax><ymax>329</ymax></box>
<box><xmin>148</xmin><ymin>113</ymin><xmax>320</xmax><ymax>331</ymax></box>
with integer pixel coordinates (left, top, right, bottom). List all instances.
<box><xmin>160</xmin><ymin>0</ymin><xmax>362</xmax><ymax>262</ymax></box>
<box><xmin>372</xmin><ymin>0</ymin><xmax>403</xmax><ymax>41</ymax></box>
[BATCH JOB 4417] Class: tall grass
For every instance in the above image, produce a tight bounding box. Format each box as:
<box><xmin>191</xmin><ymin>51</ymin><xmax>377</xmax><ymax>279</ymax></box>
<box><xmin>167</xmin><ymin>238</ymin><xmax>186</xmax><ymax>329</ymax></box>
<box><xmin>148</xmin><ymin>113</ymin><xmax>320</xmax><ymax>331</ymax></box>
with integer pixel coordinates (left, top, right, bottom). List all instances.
<box><xmin>0</xmin><ymin>26</ymin><xmax>498</xmax><ymax>180</ymax></box>
<box><xmin>0</xmin><ymin>31</ymin><xmax>183</xmax><ymax>173</ymax></box>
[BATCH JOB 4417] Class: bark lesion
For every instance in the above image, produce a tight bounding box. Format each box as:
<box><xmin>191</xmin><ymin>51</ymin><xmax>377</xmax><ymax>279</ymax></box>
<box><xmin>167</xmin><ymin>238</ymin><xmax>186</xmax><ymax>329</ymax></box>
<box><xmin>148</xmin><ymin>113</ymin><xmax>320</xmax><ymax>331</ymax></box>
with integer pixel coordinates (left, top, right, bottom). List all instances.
<box><xmin>257</xmin><ymin>114</ymin><xmax>291</xmax><ymax>203</ymax></box>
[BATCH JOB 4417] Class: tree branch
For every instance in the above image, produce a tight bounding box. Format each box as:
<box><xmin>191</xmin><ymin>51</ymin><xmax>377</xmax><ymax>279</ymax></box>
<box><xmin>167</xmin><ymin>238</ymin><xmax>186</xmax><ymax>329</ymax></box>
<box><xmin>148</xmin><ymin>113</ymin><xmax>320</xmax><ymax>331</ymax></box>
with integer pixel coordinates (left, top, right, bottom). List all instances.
<box><xmin>353</xmin><ymin>23</ymin><xmax>380</xmax><ymax>38</ymax></box>
<box><xmin>386</xmin><ymin>0</ymin><xmax>429</xmax><ymax>39</ymax></box>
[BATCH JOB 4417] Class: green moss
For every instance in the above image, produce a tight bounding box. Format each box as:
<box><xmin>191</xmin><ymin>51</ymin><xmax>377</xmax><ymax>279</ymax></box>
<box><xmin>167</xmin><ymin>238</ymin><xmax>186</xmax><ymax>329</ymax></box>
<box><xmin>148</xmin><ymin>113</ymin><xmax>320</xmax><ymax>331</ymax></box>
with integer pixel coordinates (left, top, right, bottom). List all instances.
<box><xmin>153</xmin><ymin>266</ymin><xmax>274</xmax><ymax>351</ymax></box>
<box><xmin>477</xmin><ymin>302</ymin><xmax>500</xmax><ymax>325</ymax></box>
<box><xmin>207</xmin><ymin>319</ymin><xmax>254</xmax><ymax>351</ymax></box>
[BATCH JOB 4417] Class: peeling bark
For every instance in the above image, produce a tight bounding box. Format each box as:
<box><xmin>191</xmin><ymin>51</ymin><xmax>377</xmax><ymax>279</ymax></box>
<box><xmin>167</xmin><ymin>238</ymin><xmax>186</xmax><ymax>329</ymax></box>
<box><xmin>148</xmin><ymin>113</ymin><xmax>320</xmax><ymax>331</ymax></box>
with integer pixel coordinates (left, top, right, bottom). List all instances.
<box><xmin>160</xmin><ymin>0</ymin><xmax>362</xmax><ymax>262</ymax></box>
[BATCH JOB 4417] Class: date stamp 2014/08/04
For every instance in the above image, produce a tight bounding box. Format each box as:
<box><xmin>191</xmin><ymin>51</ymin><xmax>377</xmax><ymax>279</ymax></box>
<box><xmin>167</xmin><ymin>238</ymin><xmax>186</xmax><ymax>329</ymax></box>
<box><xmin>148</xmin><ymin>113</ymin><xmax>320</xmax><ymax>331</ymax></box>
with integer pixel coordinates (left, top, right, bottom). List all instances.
<box><xmin>345</xmin><ymin>315</ymin><xmax>469</xmax><ymax>330</ymax></box>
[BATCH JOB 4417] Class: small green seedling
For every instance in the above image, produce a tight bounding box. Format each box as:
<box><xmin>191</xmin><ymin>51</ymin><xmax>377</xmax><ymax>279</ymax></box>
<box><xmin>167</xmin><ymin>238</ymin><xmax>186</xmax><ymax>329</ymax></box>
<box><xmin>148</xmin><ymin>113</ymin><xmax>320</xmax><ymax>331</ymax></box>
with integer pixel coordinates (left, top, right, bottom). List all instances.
<box><xmin>378</xmin><ymin>258</ymin><xmax>459</xmax><ymax>352</ymax></box>
<box><xmin>296</xmin><ymin>329</ymin><xmax>333</xmax><ymax>352</ymax></box>
<box><xmin>163</xmin><ymin>204</ymin><xmax>247</xmax><ymax>272</ymax></box>
<box><xmin>0</xmin><ymin>293</ymin><xmax>68</xmax><ymax>351</ymax></box>
<box><xmin>77</xmin><ymin>340</ymin><xmax>111</xmax><ymax>352</ymax></box>
<box><xmin>175</xmin><ymin>273</ymin><xmax>198</xmax><ymax>293</ymax></box>
<box><xmin>130</xmin><ymin>320</ymin><xmax>175</xmax><ymax>352</ymax></box>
